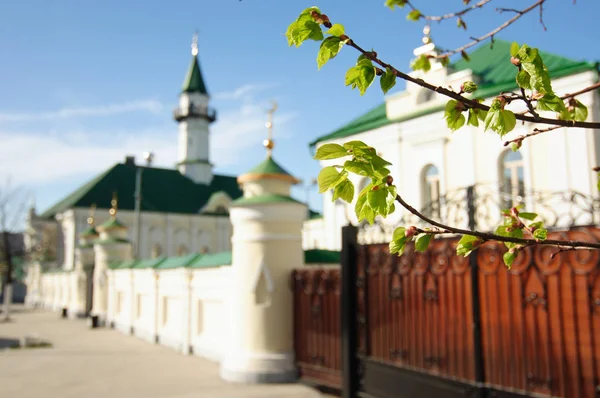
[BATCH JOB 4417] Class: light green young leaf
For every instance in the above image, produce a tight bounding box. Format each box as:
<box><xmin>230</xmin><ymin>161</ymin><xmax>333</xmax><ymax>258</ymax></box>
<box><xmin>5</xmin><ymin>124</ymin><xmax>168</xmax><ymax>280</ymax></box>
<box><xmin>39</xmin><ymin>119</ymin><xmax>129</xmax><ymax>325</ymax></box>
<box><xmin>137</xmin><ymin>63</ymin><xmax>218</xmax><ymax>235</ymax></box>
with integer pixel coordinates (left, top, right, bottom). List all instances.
<box><xmin>343</xmin><ymin>140</ymin><xmax>369</xmax><ymax>152</ymax></box>
<box><xmin>456</xmin><ymin>234</ymin><xmax>481</xmax><ymax>257</ymax></box>
<box><xmin>484</xmin><ymin>103</ymin><xmax>517</xmax><ymax>137</ymax></box>
<box><xmin>390</xmin><ymin>227</ymin><xmax>409</xmax><ymax>256</ymax></box>
<box><xmin>537</xmin><ymin>94</ymin><xmax>567</xmax><ymax>114</ymax></box>
<box><xmin>467</xmin><ymin>108</ymin><xmax>480</xmax><ymax>127</ymax></box>
<box><xmin>415</xmin><ymin>234</ymin><xmax>433</xmax><ymax>252</ymax></box>
<box><xmin>461</xmin><ymin>81</ymin><xmax>478</xmax><ymax>93</ymax></box>
<box><xmin>516</xmin><ymin>70</ymin><xmax>531</xmax><ymax>90</ymax></box>
<box><xmin>333</xmin><ymin>180</ymin><xmax>355</xmax><ymax>203</ymax></box>
<box><xmin>444</xmin><ymin>100</ymin><xmax>466</xmax><ymax>131</ymax></box>
<box><xmin>317</xmin><ymin>37</ymin><xmax>344</xmax><ymax>69</ymax></box>
<box><xmin>392</xmin><ymin>227</ymin><xmax>406</xmax><ymax>242</ymax></box>
<box><xmin>518</xmin><ymin>212</ymin><xmax>538</xmax><ymax>221</ymax></box>
<box><xmin>385</xmin><ymin>0</ymin><xmax>407</xmax><ymax>9</ymax></box>
<box><xmin>285</xmin><ymin>8</ymin><xmax>324</xmax><ymax>48</ymax></box>
<box><xmin>355</xmin><ymin>182</ymin><xmax>375</xmax><ymax>224</ymax></box>
<box><xmin>407</xmin><ymin>9</ymin><xmax>422</xmax><ymax>21</ymax></box>
<box><xmin>367</xmin><ymin>187</ymin><xmax>387</xmax><ymax>215</ymax></box>
<box><xmin>533</xmin><ymin>228</ymin><xmax>547</xmax><ymax>241</ymax></box>
<box><xmin>344</xmin><ymin>160</ymin><xmax>373</xmax><ymax>177</ymax></box>
<box><xmin>325</xmin><ymin>23</ymin><xmax>345</xmax><ymax>36</ymax></box>
<box><xmin>410</xmin><ymin>54</ymin><xmax>431</xmax><ymax>72</ymax></box>
<box><xmin>503</xmin><ymin>251</ymin><xmax>517</xmax><ymax>268</ymax></box>
<box><xmin>345</xmin><ymin>56</ymin><xmax>376</xmax><ymax>95</ymax></box>
<box><xmin>565</xmin><ymin>99</ymin><xmax>588</xmax><ymax>122</ymax></box>
<box><xmin>314</xmin><ymin>143</ymin><xmax>348</xmax><ymax>160</ymax></box>
<box><xmin>380</xmin><ymin>68</ymin><xmax>397</xmax><ymax>94</ymax></box>
<box><xmin>317</xmin><ymin>166</ymin><xmax>345</xmax><ymax>193</ymax></box>
<box><xmin>510</xmin><ymin>42</ymin><xmax>519</xmax><ymax>57</ymax></box>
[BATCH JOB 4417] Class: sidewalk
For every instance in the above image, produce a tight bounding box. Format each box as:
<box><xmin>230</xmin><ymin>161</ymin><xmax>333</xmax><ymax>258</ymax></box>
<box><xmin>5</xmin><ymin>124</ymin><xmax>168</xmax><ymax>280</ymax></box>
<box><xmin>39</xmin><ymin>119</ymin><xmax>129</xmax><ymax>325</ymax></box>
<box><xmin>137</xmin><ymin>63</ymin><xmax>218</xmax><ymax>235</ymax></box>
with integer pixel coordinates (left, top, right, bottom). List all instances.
<box><xmin>0</xmin><ymin>306</ymin><xmax>331</xmax><ymax>398</ymax></box>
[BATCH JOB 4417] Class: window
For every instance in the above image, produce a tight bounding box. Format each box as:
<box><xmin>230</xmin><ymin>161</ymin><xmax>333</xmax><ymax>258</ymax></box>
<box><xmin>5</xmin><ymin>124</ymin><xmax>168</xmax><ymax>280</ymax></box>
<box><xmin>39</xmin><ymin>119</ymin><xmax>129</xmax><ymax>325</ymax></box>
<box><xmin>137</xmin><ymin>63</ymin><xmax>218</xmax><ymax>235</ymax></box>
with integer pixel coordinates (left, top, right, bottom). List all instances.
<box><xmin>422</xmin><ymin>165</ymin><xmax>441</xmax><ymax>219</ymax></box>
<box><xmin>500</xmin><ymin>150</ymin><xmax>525</xmax><ymax>208</ymax></box>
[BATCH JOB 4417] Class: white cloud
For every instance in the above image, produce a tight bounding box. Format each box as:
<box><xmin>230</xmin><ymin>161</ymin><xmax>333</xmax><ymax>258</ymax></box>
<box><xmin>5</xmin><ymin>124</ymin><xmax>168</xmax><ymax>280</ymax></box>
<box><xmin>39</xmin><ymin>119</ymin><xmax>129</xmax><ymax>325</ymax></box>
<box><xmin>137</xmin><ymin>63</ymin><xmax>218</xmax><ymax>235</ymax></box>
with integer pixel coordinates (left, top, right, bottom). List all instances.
<box><xmin>213</xmin><ymin>83</ymin><xmax>277</xmax><ymax>101</ymax></box>
<box><xmin>0</xmin><ymin>84</ymin><xmax>295</xmax><ymax>185</ymax></box>
<box><xmin>0</xmin><ymin>99</ymin><xmax>164</xmax><ymax>122</ymax></box>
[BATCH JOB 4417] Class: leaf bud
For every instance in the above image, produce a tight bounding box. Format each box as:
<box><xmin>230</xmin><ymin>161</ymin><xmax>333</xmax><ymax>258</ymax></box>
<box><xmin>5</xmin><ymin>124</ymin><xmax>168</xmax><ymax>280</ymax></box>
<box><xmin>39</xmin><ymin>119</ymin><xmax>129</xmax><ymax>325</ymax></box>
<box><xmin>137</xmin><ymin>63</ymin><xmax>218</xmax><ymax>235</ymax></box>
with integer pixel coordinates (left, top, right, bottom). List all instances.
<box><xmin>510</xmin><ymin>56</ymin><xmax>521</xmax><ymax>66</ymax></box>
<box><xmin>386</xmin><ymin>176</ymin><xmax>394</xmax><ymax>185</ymax></box>
<box><xmin>460</xmin><ymin>81</ymin><xmax>478</xmax><ymax>94</ymax></box>
<box><xmin>405</xmin><ymin>226</ymin><xmax>417</xmax><ymax>238</ymax></box>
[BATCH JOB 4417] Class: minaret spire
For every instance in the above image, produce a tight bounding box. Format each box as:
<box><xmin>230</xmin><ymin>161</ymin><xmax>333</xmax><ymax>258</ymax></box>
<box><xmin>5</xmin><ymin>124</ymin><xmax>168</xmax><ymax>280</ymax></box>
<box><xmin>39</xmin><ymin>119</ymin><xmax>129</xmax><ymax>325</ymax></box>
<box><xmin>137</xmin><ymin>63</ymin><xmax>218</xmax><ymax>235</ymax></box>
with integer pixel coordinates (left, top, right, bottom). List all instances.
<box><xmin>263</xmin><ymin>101</ymin><xmax>278</xmax><ymax>158</ymax></box>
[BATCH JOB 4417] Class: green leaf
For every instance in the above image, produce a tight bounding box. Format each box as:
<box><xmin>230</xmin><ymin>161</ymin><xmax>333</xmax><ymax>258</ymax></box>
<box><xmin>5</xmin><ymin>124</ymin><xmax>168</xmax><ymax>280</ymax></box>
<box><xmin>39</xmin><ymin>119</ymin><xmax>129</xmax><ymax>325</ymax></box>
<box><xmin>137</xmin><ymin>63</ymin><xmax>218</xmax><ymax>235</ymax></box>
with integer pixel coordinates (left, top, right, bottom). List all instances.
<box><xmin>461</xmin><ymin>81</ymin><xmax>478</xmax><ymax>93</ymax></box>
<box><xmin>484</xmin><ymin>102</ymin><xmax>517</xmax><ymax>137</ymax></box>
<box><xmin>514</xmin><ymin>44</ymin><xmax>554</xmax><ymax>95</ymax></box>
<box><xmin>440</xmin><ymin>56</ymin><xmax>450</xmax><ymax>67</ymax></box>
<box><xmin>516</xmin><ymin>70</ymin><xmax>531</xmax><ymax>90</ymax></box>
<box><xmin>343</xmin><ymin>140</ymin><xmax>369</xmax><ymax>152</ymax></box>
<box><xmin>510</xmin><ymin>42</ymin><xmax>519</xmax><ymax>57</ymax></box>
<box><xmin>285</xmin><ymin>8</ymin><xmax>324</xmax><ymax>48</ymax></box>
<box><xmin>407</xmin><ymin>9</ymin><xmax>422</xmax><ymax>21</ymax></box>
<box><xmin>565</xmin><ymin>99</ymin><xmax>588</xmax><ymax>122</ymax></box>
<box><xmin>537</xmin><ymin>94</ymin><xmax>567</xmax><ymax>114</ymax></box>
<box><xmin>503</xmin><ymin>251</ymin><xmax>517</xmax><ymax>268</ymax></box>
<box><xmin>410</xmin><ymin>54</ymin><xmax>431</xmax><ymax>72</ymax></box>
<box><xmin>355</xmin><ymin>183</ymin><xmax>375</xmax><ymax>224</ymax></box>
<box><xmin>367</xmin><ymin>187</ymin><xmax>387</xmax><ymax>215</ymax></box>
<box><xmin>415</xmin><ymin>234</ymin><xmax>433</xmax><ymax>252</ymax></box>
<box><xmin>389</xmin><ymin>236</ymin><xmax>409</xmax><ymax>255</ymax></box>
<box><xmin>314</xmin><ymin>143</ymin><xmax>348</xmax><ymax>160</ymax></box>
<box><xmin>467</xmin><ymin>109</ymin><xmax>480</xmax><ymax>127</ymax></box>
<box><xmin>317</xmin><ymin>166</ymin><xmax>346</xmax><ymax>193</ymax></box>
<box><xmin>345</xmin><ymin>56</ymin><xmax>376</xmax><ymax>95</ymax></box>
<box><xmin>385</xmin><ymin>0</ymin><xmax>407</xmax><ymax>9</ymax></box>
<box><xmin>325</xmin><ymin>23</ymin><xmax>345</xmax><ymax>36</ymax></box>
<box><xmin>533</xmin><ymin>228</ymin><xmax>547</xmax><ymax>241</ymax></box>
<box><xmin>344</xmin><ymin>160</ymin><xmax>373</xmax><ymax>177</ymax></box>
<box><xmin>456</xmin><ymin>234</ymin><xmax>481</xmax><ymax>257</ymax></box>
<box><xmin>333</xmin><ymin>180</ymin><xmax>355</xmax><ymax>203</ymax></box>
<box><xmin>518</xmin><ymin>212</ymin><xmax>538</xmax><ymax>221</ymax></box>
<box><xmin>392</xmin><ymin>227</ymin><xmax>406</xmax><ymax>242</ymax></box>
<box><xmin>444</xmin><ymin>100</ymin><xmax>466</xmax><ymax>131</ymax></box>
<box><xmin>317</xmin><ymin>36</ymin><xmax>344</xmax><ymax>70</ymax></box>
<box><xmin>380</xmin><ymin>68</ymin><xmax>396</xmax><ymax>94</ymax></box>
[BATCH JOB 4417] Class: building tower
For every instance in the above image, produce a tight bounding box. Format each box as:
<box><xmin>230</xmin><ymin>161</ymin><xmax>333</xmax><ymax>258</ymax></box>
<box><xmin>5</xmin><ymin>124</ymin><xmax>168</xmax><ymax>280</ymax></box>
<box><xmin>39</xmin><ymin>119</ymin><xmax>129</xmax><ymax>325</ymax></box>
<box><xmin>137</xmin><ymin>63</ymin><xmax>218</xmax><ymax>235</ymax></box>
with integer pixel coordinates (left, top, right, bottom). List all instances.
<box><xmin>174</xmin><ymin>32</ymin><xmax>217</xmax><ymax>185</ymax></box>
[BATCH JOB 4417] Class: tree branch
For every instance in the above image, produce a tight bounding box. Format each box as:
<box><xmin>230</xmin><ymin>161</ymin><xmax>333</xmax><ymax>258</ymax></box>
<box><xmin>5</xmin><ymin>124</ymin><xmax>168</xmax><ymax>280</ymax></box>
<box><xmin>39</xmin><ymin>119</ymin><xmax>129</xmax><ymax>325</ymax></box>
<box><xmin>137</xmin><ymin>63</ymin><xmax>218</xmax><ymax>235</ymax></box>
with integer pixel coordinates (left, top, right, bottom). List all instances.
<box><xmin>406</xmin><ymin>0</ymin><xmax>493</xmax><ymax>22</ymax></box>
<box><xmin>346</xmin><ymin>41</ymin><xmax>600</xmax><ymax>130</ymax></box>
<box><xmin>434</xmin><ymin>0</ymin><xmax>546</xmax><ymax>58</ymax></box>
<box><xmin>393</xmin><ymin>189</ymin><xmax>600</xmax><ymax>251</ymax></box>
<box><xmin>503</xmin><ymin>125</ymin><xmax>561</xmax><ymax>147</ymax></box>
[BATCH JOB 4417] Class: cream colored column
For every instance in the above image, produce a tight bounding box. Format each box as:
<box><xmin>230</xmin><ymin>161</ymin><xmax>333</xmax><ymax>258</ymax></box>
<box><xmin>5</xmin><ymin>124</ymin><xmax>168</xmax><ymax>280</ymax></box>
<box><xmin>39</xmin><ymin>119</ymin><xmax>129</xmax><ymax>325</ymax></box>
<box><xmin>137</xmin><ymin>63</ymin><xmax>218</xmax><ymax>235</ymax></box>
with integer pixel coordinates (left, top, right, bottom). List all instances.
<box><xmin>220</xmin><ymin>200</ymin><xmax>306</xmax><ymax>383</ymax></box>
<box><xmin>69</xmin><ymin>245</ymin><xmax>95</xmax><ymax>318</ymax></box>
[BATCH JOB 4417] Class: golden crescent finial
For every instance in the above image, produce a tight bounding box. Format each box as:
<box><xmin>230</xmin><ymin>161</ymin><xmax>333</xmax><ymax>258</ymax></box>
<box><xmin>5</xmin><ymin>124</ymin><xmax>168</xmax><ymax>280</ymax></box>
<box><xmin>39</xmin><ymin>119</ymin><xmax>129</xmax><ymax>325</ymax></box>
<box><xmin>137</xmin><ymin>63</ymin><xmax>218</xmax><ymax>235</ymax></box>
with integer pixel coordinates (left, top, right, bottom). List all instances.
<box><xmin>109</xmin><ymin>193</ymin><xmax>118</xmax><ymax>219</ymax></box>
<box><xmin>87</xmin><ymin>203</ymin><xmax>96</xmax><ymax>225</ymax></box>
<box><xmin>263</xmin><ymin>101</ymin><xmax>278</xmax><ymax>157</ymax></box>
<box><xmin>191</xmin><ymin>31</ymin><xmax>199</xmax><ymax>56</ymax></box>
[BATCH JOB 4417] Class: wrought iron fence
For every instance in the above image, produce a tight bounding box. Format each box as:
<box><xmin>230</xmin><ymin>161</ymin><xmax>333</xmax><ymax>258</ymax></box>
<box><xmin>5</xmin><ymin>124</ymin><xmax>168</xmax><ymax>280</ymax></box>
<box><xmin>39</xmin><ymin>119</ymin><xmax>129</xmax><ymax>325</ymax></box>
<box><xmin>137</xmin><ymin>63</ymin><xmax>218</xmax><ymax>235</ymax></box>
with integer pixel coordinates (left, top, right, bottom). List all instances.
<box><xmin>358</xmin><ymin>184</ymin><xmax>600</xmax><ymax>244</ymax></box>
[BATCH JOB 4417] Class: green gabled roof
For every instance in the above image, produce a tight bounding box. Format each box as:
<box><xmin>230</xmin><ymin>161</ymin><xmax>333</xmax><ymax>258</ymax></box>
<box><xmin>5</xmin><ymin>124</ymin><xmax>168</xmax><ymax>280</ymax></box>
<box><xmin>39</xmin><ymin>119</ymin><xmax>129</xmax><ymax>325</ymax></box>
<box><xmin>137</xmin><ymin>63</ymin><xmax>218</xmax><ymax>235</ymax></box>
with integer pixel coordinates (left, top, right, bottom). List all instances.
<box><xmin>305</xmin><ymin>249</ymin><xmax>340</xmax><ymax>264</ymax></box>
<box><xmin>155</xmin><ymin>253</ymin><xmax>201</xmax><ymax>270</ymax></box>
<box><xmin>80</xmin><ymin>225</ymin><xmax>99</xmax><ymax>237</ymax></box>
<box><xmin>246</xmin><ymin>156</ymin><xmax>293</xmax><ymax>176</ymax></box>
<box><xmin>40</xmin><ymin>163</ymin><xmax>242</xmax><ymax>219</ymax></box>
<box><xmin>100</xmin><ymin>218</ymin><xmax>126</xmax><ymax>230</ymax></box>
<box><xmin>133</xmin><ymin>257</ymin><xmax>167</xmax><ymax>269</ymax></box>
<box><xmin>309</xmin><ymin>209</ymin><xmax>323</xmax><ymax>220</ymax></box>
<box><xmin>231</xmin><ymin>193</ymin><xmax>305</xmax><ymax>206</ymax></box>
<box><xmin>182</xmin><ymin>55</ymin><xmax>208</xmax><ymax>94</ymax></box>
<box><xmin>310</xmin><ymin>40</ymin><xmax>599</xmax><ymax>147</ymax></box>
<box><xmin>108</xmin><ymin>259</ymin><xmax>139</xmax><ymax>270</ymax></box>
<box><xmin>189</xmin><ymin>251</ymin><xmax>232</xmax><ymax>268</ymax></box>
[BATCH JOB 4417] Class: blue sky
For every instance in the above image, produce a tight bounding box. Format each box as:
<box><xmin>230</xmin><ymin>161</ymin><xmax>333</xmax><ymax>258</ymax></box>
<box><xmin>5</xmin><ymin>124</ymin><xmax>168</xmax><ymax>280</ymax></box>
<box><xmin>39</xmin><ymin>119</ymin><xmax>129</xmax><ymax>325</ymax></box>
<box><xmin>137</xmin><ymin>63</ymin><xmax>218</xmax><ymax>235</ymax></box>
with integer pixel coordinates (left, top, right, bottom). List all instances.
<box><xmin>1</xmin><ymin>0</ymin><xmax>599</xmax><ymax>220</ymax></box>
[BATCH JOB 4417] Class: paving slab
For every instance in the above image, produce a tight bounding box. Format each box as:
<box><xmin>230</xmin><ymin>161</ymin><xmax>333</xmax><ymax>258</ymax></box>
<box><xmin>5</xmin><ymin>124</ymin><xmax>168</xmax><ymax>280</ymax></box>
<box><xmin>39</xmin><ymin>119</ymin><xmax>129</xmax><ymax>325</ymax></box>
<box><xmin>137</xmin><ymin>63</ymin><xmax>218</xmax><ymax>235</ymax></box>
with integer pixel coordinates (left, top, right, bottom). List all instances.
<box><xmin>0</xmin><ymin>306</ymin><xmax>333</xmax><ymax>398</ymax></box>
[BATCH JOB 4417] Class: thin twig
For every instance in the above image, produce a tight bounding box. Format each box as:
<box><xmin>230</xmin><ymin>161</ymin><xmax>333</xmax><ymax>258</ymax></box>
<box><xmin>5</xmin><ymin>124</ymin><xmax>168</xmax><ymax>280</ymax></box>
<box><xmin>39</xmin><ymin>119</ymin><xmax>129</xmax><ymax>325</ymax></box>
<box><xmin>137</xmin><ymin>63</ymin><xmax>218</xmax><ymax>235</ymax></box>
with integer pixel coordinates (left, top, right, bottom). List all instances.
<box><xmin>406</xmin><ymin>0</ymin><xmax>493</xmax><ymax>22</ymax></box>
<box><xmin>503</xmin><ymin>125</ymin><xmax>561</xmax><ymax>146</ymax></box>
<box><xmin>518</xmin><ymin>66</ymin><xmax>540</xmax><ymax>119</ymax></box>
<box><xmin>346</xmin><ymin>40</ymin><xmax>600</xmax><ymax>130</ymax></box>
<box><xmin>561</xmin><ymin>82</ymin><xmax>600</xmax><ymax>100</ymax></box>
<box><xmin>393</xmin><ymin>189</ymin><xmax>600</xmax><ymax>250</ymax></box>
<box><xmin>434</xmin><ymin>0</ymin><xmax>546</xmax><ymax>58</ymax></box>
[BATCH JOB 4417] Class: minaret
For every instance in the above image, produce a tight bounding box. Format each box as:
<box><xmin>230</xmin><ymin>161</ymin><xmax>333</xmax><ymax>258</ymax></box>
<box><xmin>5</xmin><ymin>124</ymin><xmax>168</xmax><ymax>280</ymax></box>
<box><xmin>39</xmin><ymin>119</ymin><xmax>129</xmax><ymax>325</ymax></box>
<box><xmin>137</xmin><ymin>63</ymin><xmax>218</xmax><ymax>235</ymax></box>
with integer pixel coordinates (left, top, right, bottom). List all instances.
<box><xmin>174</xmin><ymin>32</ymin><xmax>216</xmax><ymax>185</ymax></box>
<box><xmin>221</xmin><ymin>103</ymin><xmax>305</xmax><ymax>383</ymax></box>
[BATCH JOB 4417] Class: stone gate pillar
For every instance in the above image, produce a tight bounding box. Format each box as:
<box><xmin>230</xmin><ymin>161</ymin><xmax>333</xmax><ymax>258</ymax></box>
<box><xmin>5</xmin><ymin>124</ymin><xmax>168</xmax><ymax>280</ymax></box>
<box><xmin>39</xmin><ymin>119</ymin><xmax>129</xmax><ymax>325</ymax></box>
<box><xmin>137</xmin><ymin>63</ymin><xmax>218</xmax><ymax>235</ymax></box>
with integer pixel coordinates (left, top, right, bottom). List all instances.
<box><xmin>220</xmin><ymin>142</ymin><xmax>306</xmax><ymax>383</ymax></box>
<box><xmin>69</xmin><ymin>207</ymin><xmax>98</xmax><ymax>318</ymax></box>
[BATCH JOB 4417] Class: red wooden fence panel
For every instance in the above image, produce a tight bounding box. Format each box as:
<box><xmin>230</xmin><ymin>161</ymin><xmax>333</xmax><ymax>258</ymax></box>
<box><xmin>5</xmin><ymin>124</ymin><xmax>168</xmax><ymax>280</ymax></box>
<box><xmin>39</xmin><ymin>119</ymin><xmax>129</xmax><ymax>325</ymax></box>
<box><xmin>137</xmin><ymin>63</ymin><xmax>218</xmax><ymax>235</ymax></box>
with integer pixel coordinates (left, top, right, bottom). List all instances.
<box><xmin>292</xmin><ymin>268</ymin><xmax>342</xmax><ymax>389</ymax></box>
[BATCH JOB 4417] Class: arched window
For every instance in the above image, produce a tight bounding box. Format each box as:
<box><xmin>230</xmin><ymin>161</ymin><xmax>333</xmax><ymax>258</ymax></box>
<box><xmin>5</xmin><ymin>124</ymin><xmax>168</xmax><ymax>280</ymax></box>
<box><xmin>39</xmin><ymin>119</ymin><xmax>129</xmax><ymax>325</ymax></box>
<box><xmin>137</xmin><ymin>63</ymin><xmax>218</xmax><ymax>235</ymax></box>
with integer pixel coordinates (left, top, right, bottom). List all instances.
<box><xmin>151</xmin><ymin>244</ymin><xmax>162</xmax><ymax>259</ymax></box>
<box><xmin>215</xmin><ymin>205</ymin><xmax>227</xmax><ymax>214</ymax></box>
<box><xmin>422</xmin><ymin>165</ymin><xmax>441</xmax><ymax>219</ymax></box>
<box><xmin>177</xmin><ymin>245</ymin><xmax>188</xmax><ymax>256</ymax></box>
<box><xmin>500</xmin><ymin>150</ymin><xmax>525</xmax><ymax>208</ymax></box>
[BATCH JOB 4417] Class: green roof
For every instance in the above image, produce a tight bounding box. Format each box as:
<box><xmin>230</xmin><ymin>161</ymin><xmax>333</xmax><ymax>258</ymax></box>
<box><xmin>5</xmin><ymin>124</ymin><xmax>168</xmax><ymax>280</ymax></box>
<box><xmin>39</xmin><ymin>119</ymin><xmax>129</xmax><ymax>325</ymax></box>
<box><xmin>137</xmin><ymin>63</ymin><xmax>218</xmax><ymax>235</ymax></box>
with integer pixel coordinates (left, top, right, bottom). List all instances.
<box><xmin>109</xmin><ymin>259</ymin><xmax>139</xmax><ymax>270</ymax></box>
<box><xmin>132</xmin><ymin>257</ymin><xmax>167</xmax><ymax>269</ymax></box>
<box><xmin>189</xmin><ymin>251</ymin><xmax>232</xmax><ymax>268</ymax></box>
<box><xmin>40</xmin><ymin>163</ymin><xmax>242</xmax><ymax>219</ymax></box>
<box><xmin>310</xmin><ymin>40</ymin><xmax>599</xmax><ymax>147</ymax></box>
<box><xmin>100</xmin><ymin>218</ymin><xmax>126</xmax><ymax>230</ymax></box>
<box><xmin>246</xmin><ymin>156</ymin><xmax>294</xmax><ymax>176</ymax></box>
<box><xmin>80</xmin><ymin>225</ymin><xmax>99</xmax><ymax>237</ymax></box>
<box><xmin>182</xmin><ymin>55</ymin><xmax>208</xmax><ymax>94</ymax></box>
<box><xmin>93</xmin><ymin>237</ymin><xmax>130</xmax><ymax>245</ymax></box>
<box><xmin>155</xmin><ymin>253</ymin><xmax>201</xmax><ymax>270</ymax></box>
<box><xmin>304</xmin><ymin>249</ymin><xmax>340</xmax><ymax>264</ymax></box>
<box><xmin>231</xmin><ymin>193</ymin><xmax>305</xmax><ymax>206</ymax></box>
<box><xmin>309</xmin><ymin>209</ymin><xmax>323</xmax><ymax>220</ymax></box>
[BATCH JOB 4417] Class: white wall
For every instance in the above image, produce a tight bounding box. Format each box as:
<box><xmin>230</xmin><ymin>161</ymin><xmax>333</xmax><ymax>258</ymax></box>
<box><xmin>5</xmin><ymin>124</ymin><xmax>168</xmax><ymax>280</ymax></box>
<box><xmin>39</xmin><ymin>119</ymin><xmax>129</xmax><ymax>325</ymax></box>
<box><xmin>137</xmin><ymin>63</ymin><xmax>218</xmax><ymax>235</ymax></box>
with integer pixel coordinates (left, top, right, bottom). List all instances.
<box><xmin>132</xmin><ymin>269</ymin><xmax>159</xmax><ymax>344</ymax></box>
